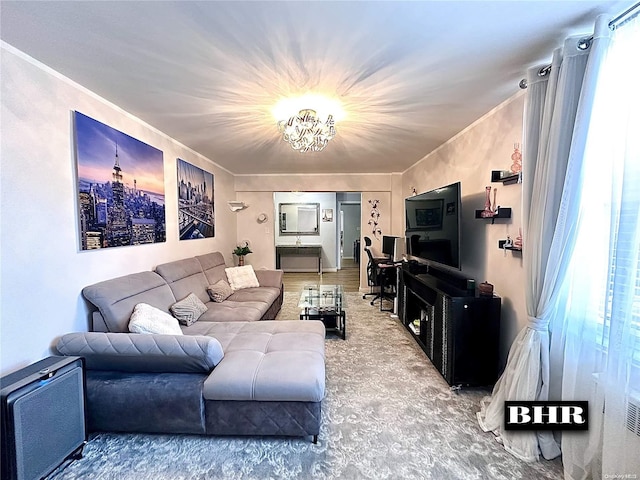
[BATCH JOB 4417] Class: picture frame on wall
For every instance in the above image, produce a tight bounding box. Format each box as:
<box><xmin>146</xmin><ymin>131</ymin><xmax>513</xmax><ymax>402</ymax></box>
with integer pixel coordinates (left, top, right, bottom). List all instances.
<box><xmin>74</xmin><ymin>111</ymin><xmax>166</xmax><ymax>251</ymax></box>
<box><xmin>322</xmin><ymin>208</ymin><xmax>334</xmax><ymax>222</ymax></box>
<box><xmin>177</xmin><ymin>159</ymin><xmax>215</xmax><ymax>240</ymax></box>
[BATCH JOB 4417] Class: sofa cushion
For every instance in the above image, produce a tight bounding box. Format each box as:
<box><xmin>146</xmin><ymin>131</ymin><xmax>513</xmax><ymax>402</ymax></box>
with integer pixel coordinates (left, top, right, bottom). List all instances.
<box><xmin>253</xmin><ymin>269</ymin><xmax>284</xmax><ymax>289</ymax></box>
<box><xmin>170</xmin><ymin>293</ymin><xmax>208</xmax><ymax>326</ymax></box>
<box><xmin>82</xmin><ymin>271</ymin><xmax>177</xmax><ymax>333</ymax></box>
<box><xmin>225</xmin><ymin>266</ymin><xmax>260</xmax><ymax>290</ymax></box>
<box><xmin>56</xmin><ymin>332</ymin><xmax>224</xmax><ymax>372</ymax></box>
<box><xmin>207</xmin><ymin>280</ymin><xmax>233</xmax><ymax>303</ymax></box>
<box><xmin>227</xmin><ymin>286</ymin><xmax>281</xmax><ymax>305</ymax></box>
<box><xmin>200</xmin><ymin>321</ymin><xmax>326</xmax><ymax>402</ymax></box>
<box><xmin>192</xmin><ymin>301</ymin><xmax>268</xmax><ymax>323</ymax></box>
<box><xmin>129</xmin><ymin>303</ymin><xmax>184</xmax><ymax>335</ymax></box>
<box><xmin>196</xmin><ymin>252</ymin><xmax>228</xmax><ymax>287</ymax></box>
<box><xmin>155</xmin><ymin>257</ymin><xmax>210</xmax><ymax>305</ymax></box>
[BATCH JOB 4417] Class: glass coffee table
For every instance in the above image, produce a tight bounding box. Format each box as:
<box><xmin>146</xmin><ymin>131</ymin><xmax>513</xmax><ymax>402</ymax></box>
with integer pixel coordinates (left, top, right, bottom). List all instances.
<box><xmin>298</xmin><ymin>284</ymin><xmax>346</xmax><ymax>339</ymax></box>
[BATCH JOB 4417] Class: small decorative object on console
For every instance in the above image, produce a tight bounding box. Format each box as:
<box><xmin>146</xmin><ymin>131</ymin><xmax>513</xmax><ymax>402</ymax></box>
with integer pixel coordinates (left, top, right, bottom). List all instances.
<box><xmin>478</xmin><ymin>281</ymin><xmax>494</xmax><ymax>297</ymax></box>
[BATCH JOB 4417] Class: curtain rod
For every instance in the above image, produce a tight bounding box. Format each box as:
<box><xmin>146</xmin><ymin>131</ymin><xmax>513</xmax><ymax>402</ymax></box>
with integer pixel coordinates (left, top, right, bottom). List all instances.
<box><xmin>519</xmin><ymin>1</ymin><xmax>640</xmax><ymax>89</ymax></box>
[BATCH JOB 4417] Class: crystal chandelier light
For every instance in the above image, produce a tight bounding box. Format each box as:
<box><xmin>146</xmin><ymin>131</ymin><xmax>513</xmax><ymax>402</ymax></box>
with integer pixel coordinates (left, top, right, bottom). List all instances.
<box><xmin>277</xmin><ymin>109</ymin><xmax>336</xmax><ymax>153</ymax></box>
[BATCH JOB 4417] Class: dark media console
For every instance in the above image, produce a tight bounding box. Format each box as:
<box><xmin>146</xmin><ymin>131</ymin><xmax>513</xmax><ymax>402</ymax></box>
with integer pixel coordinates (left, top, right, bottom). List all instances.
<box><xmin>398</xmin><ymin>260</ymin><xmax>501</xmax><ymax>388</ymax></box>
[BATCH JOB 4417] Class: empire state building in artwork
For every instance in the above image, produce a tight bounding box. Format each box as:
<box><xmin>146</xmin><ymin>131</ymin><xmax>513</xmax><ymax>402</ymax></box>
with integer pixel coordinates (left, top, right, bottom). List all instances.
<box><xmin>105</xmin><ymin>144</ymin><xmax>131</xmax><ymax>247</ymax></box>
<box><xmin>77</xmin><ymin>125</ymin><xmax>166</xmax><ymax>250</ymax></box>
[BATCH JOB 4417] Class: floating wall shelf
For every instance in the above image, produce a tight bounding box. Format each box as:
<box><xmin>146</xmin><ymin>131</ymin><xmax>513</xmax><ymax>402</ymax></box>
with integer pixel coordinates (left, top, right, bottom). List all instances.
<box><xmin>491</xmin><ymin>170</ymin><xmax>521</xmax><ymax>185</ymax></box>
<box><xmin>475</xmin><ymin>207</ymin><xmax>512</xmax><ymax>224</ymax></box>
<box><xmin>498</xmin><ymin>240</ymin><xmax>522</xmax><ymax>252</ymax></box>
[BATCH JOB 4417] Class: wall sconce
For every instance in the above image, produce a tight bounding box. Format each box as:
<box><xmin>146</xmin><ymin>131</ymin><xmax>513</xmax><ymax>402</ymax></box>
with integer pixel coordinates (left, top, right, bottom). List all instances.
<box><xmin>228</xmin><ymin>201</ymin><xmax>248</xmax><ymax>212</ymax></box>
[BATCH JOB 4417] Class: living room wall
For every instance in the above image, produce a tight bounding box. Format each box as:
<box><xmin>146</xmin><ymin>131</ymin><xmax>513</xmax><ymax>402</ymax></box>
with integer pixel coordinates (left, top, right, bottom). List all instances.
<box><xmin>402</xmin><ymin>93</ymin><xmax>526</xmax><ymax>364</ymax></box>
<box><xmin>234</xmin><ymin>174</ymin><xmax>399</xmax><ymax>286</ymax></box>
<box><xmin>0</xmin><ymin>46</ymin><xmax>238</xmax><ymax>375</ymax></box>
<box><xmin>1</xmin><ymin>42</ymin><xmax>526</xmax><ymax>375</ymax></box>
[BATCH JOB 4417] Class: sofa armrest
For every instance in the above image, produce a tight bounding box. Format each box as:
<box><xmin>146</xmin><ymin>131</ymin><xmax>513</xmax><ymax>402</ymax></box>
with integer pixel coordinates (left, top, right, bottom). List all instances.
<box><xmin>254</xmin><ymin>269</ymin><xmax>283</xmax><ymax>289</ymax></box>
<box><xmin>56</xmin><ymin>332</ymin><xmax>224</xmax><ymax>373</ymax></box>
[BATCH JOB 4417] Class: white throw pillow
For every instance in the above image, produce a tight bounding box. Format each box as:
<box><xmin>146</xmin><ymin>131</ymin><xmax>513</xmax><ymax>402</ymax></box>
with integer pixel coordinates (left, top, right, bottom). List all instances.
<box><xmin>225</xmin><ymin>265</ymin><xmax>260</xmax><ymax>291</ymax></box>
<box><xmin>128</xmin><ymin>303</ymin><xmax>184</xmax><ymax>335</ymax></box>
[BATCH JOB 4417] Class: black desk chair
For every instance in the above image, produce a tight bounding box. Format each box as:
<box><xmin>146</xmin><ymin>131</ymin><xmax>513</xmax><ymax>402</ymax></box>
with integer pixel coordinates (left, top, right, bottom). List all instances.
<box><xmin>377</xmin><ymin>261</ymin><xmax>399</xmax><ymax>312</ymax></box>
<box><xmin>362</xmin><ymin>236</ymin><xmax>393</xmax><ymax>306</ymax></box>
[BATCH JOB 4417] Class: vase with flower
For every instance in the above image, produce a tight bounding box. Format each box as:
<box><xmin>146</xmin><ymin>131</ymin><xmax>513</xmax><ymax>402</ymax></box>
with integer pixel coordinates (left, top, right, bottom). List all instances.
<box><xmin>233</xmin><ymin>242</ymin><xmax>252</xmax><ymax>266</ymax></box>
<box><xmin>480</xmin><ymin>186</ymin><xmax>496</xmax><ymax>218</ymax></box>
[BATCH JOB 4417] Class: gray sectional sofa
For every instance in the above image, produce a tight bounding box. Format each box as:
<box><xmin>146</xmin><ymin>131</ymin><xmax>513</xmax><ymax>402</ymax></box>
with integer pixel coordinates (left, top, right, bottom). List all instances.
<box><xmin>56</xmin><ymin>252</ymin><xmax>326</xmax><ymax>442</ymax></box>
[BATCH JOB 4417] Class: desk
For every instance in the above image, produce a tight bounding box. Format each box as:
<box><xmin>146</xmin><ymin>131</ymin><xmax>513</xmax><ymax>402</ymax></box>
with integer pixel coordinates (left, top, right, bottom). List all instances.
<box><xmin>275</xmin><ymin>245</ymin><xmax>323</xmax><ymax>274</ymax></box>
<box><xmin>376</xmin><ymin>260</ymin><xmax>401</xmax><ymax>313</ymax></box>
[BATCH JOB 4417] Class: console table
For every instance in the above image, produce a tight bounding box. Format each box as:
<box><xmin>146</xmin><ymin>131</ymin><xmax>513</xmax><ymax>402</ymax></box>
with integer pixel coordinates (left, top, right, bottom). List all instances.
<box><xmin>398</xmin><ymin>261</ymin><xmax>501</xmax><ymax>387</ymax></box>
<box><xmin>275</xmin><ymin>245</ymin><xmax>323</xmax><ymax>274</ymax></box>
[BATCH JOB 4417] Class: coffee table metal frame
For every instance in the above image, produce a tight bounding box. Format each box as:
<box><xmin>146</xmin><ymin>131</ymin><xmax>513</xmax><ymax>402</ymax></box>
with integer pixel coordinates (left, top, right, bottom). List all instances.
<box><xmin>298</xmin><ymin>284</ymin><xmax>346</xmax><ymax>340</ymax></box>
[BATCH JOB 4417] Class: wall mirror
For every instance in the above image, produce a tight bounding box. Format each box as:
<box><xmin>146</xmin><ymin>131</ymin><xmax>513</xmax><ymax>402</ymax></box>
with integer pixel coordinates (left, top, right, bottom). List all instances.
<box><xmin>279</xmin><ymin>203</ymin><xmax>320</xmax><ymax>236</ymax></box>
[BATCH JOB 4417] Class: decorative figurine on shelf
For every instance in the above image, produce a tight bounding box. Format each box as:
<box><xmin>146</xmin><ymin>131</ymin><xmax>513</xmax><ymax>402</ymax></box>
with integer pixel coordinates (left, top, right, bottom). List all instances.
<box><xmin>510</xmin><ymin>143</ymin><xmax>522</xmax><ymax>174</ymax></box>
<box><xmin>504</xmin><ymin>236</ymin><xmax>513</xmax><ymax>248</ymax></box>
<box><xmin>514</xmin><ymin>227</ymin><xmax>523</xmax><ymax>250</ymax></box>
<box><xmin>481</xmin><ymin>186</ymin><xmax>496</xmax><ymax>218</ymax></box>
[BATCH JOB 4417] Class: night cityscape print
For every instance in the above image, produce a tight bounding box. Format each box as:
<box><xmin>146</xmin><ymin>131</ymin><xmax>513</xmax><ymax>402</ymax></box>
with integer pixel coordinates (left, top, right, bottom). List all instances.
<box><xmin>75</xmin><ymin>112</ymin><xmax>166</xmax><ymax>250</ymax></box>
<box><xmin>177</xmin><ymin>159</ymin><xmax>215</xmax><ymax>240</ymax></box>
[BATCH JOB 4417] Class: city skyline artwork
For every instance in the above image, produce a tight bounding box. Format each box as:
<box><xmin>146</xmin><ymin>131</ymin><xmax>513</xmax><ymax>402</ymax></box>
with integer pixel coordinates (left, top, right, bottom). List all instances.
<box><xmin>177</xmin><ymin>159</ymin><xmax>215</xmax><ymax>240</ymax></box>
<box><xmin>75</xmin><ymin>111</ymin><xmax>166</xmax><ymax>250</ymax></box>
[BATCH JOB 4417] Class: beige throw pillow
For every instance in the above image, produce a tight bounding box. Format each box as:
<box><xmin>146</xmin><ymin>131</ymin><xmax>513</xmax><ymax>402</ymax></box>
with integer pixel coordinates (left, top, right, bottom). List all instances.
<box><xmin>207</xmin><ymin>279</ymin><xmax>233</xmax><ymax>302</ymax></box>
<box><xmin>170</xmin><ymin>293</ymin><xmax>208</xmax><ymax>326</ymax></box>
<box><xmin>225</xmin><ymin>265</ymin><xmax>260</xmax><ymax>291</ymax></box>
<box><xmin>128</xmin><ymin>303</ymin><xmax>184</xmax><ymax>335</ymax></box>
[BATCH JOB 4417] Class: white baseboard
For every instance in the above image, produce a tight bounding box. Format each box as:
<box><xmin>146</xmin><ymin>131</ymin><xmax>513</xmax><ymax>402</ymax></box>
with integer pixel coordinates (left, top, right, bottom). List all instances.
<box><xmin>282</xmin><ymin>268</ymin><xmax>338</xmax><ymax>273</ymax></box>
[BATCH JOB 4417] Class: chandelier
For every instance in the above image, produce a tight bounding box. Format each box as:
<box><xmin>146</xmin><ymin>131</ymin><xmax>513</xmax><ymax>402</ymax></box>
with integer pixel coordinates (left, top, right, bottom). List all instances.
<box><xmin>277</xmin><ymin>109</ymin><xmax>336</xmax><ymax>153</ymax></box>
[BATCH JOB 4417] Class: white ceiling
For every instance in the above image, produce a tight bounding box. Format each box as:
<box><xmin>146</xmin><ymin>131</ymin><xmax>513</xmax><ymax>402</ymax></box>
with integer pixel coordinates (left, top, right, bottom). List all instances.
<box><xmin>1</xmin><ymin>1</ymin><xmax>632</xmax><ymax>175</ymax></box>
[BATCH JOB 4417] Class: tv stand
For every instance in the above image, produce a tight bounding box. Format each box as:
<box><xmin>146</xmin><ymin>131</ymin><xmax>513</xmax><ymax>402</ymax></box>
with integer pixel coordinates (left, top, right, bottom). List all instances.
<box><xmin>398</xmin><ymin>262</ymin><xmax>501</xmax><ymax>387</ymax></box>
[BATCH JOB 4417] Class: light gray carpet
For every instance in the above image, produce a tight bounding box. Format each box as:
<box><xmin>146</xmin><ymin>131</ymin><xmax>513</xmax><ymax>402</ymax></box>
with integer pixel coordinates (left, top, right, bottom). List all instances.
<box><xmin>48</xmin><ymin>292</ymin><xmax>563</xmax><ymax>479</ymax></box>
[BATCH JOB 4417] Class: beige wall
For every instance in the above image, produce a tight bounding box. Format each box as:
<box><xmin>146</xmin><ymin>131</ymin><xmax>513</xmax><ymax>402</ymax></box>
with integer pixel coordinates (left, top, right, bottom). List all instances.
<box><xmin>234</xmin><ymin>173</ymin><xmax>394</xmax><ymax>192</ymax></box>
<box><xmin>359</xmin><ymin>192</ymin><xmax>393</xmax><ymax>289</ymax></box>
<box><xmin>402</xmin><ymin>93</ymin><xmax>526</xmax><ymax>364</ymax></box>
<box><xmin>234</xmin><ymin>174</ymin><xmax>400</xmax><ymax>286</ymax></box>
<box><xmin>1</xmin><ymin>41</ymin><xmax>526</xmax><ymax>374</ymax></box>
<box><xmin>0</xmin><ymin>47</ymin><xmax>237</xmax><ymax>375</ymax></box>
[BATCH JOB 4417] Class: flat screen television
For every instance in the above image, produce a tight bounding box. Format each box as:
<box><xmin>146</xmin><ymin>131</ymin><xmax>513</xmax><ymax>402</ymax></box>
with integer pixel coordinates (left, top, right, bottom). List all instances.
<box><xmin>405</xmin><ymin>181</ymin><xmax>462</xmax><ymax>271</ymax></box>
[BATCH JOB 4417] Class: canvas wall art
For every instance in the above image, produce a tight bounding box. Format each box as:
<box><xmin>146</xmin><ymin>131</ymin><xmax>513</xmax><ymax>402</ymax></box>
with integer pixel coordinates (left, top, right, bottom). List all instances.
<box><xmin>177</xmin><ymin>158</ymin><xmax>215</xmax><ymax>240</ymax></box>
<box><xmin>75</xmin><ymin>111</ymin><xmax>166</xmax><ymax>250</ymax></box>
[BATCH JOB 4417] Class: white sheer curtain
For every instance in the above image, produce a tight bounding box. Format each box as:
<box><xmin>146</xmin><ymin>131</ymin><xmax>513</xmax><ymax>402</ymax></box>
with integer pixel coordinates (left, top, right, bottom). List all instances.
<box><xmin>477</xmin><ymin>15</ymin><xmax>612</xmax><ymax>462</ymax></box>
<box><xmin>555</xmin><ymin>13</ymin><xmax>640</xmax><ymax>480</ymax></box>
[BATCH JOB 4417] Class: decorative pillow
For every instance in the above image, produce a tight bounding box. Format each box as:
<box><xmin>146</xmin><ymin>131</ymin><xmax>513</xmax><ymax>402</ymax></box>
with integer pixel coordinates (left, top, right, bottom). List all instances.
<box><xmin>207</xmin><ymin>279</ymin><xmax>233</xmax><ymax>303</ymax></box>
<box><xmin>170</xmin><ymin>293</ymin><xmax>208</xmax><ymax>326</ymax></box>
<box><xmin>128</xmin><ymin>303</ymin><xmax>183</xmax><ymax>335</ymax></box>
<box><xmin>225</xmin><ymin>265</ymin><xmax>260</xmax><ymax>291</ymax></box>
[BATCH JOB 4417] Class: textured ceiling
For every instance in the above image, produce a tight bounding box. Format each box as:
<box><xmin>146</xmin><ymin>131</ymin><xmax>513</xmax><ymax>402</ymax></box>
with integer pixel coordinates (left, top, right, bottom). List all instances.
<box><xmin>1</xmin><ymin>1</ymin><xmax>632</xmax><ymax>175</ymax></box>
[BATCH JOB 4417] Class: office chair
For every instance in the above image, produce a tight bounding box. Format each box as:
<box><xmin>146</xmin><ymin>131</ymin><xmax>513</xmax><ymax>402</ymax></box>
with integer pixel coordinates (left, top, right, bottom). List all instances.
<box><xmin>363</xmin><ymin>237</ymin><xmax>380</xmax><ymax>301</ymax></box>
<box><xmin>363</xmin><ymin>236</ymin><xmax>399</xmax><ymax>309</ymax></box>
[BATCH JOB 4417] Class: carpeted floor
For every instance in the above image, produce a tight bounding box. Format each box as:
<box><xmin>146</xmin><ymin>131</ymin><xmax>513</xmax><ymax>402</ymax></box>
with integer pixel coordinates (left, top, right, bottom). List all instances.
<box><xmin>48</xmin><ymin>292</ymin><xmax>563</xmax><ymax>479</ymax></box>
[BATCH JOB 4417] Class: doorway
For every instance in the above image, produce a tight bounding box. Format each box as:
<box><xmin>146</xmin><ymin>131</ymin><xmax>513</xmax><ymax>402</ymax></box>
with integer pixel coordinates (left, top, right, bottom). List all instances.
<box><xmin>337</xmin><ymin>198</ymin><xmax>361</xmax><ymax>270</ymax></box>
